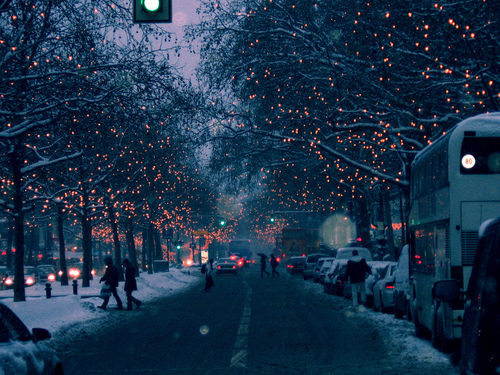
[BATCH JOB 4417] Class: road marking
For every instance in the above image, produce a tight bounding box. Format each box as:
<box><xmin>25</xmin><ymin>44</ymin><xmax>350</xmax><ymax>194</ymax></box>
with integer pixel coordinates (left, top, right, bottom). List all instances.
<box><xmin>230</xmin><ymin>281</ymin><xmax>252</xmax><ymax>368</ymax></box>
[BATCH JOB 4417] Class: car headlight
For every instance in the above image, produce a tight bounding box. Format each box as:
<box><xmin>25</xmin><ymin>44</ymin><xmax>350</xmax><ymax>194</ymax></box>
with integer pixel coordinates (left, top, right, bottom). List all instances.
<box><xmin>25</xmin><ymin>277</ymin><xmax>35</xmax><ymax>286</ymax></box>
<box><xmin>68</xmin><ymin>269</ymin><xmax>80</xmax><ymax>278</ymax></box>
<box><xmin>47</xmin><ymin>274</ymin><xmax>56</xmax><ymax>282</ymax></box>
<box><xmin>5</xmin><ymin>278</ymin><xmax>13</xmax><ymax>286</ymax></box>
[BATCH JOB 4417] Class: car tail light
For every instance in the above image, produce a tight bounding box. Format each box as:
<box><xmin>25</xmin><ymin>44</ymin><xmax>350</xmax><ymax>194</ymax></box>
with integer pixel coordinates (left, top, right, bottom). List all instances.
<box><xmin>385</xmin><ymin>283</ymin><xmax>395</xmax><ymax>289</ymax></box>
<box><xmin>217</xmin><ymin>265</ymin><xmax>221</xmax><ymax>269</ymax></box>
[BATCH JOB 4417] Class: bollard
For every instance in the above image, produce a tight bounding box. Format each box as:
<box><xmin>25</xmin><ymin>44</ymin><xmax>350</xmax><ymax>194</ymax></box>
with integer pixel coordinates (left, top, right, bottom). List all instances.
<box><xmin>72</xmin><ymin>279</ymin><xmax>78</xmax><ymax>295</ymax></box>
<box><xmin>45</xmin><ymin>283</ymin><xmax>52</xmax><ymax>299</ymax></box>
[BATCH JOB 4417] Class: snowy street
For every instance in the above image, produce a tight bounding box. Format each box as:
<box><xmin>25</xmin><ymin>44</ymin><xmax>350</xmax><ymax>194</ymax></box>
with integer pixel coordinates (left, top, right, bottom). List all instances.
<box><xmin>1</xmin><ymin>265</ymin><xmax>458</xmax><ymax>374</ymax></box>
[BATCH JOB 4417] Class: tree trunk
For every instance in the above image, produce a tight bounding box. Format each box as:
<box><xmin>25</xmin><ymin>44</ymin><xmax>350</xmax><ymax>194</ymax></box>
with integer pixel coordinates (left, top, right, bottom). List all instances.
<box><xmin>81</xmin><ymin>191</ymin><xmax>93</xmax><ymax>288</ymax></box>
<box><xmin>6</xmin><ymin>219</ymin><xmax>13</xmax><ymax>271</ymax></box>
<box><xmin>141</xmin><ymin>227</ymin><xmax>147</xmax><ymax>272</ymax></box>
<box><xmin>126</xmin><ymin>216</ymin><xmax>139</xmax><ymax>277</ymax></box>
<box><xmin>382</xmin><ymin>189</ymin><xmax>396</xmax><ymax>260</ymax></box>
<box><xmin>108</xmin><ymin>204</ymin><xmax>123</xmax><ymax>281</ymax></box>
<box><xmin>154</xmin><ymin>228</ymin><xmax>162</xmax><ymax>260</ymax></box>
<box><xmin>147</xmin><ymin>223</ymin><xmax>154</xmax><ymax>274</ymax></box>
<box><xmin>10</xmin><ymin>146</ymin><xmax>26</xmax><ymax>302</ymax></box>
<box><xmin>356</xmin><ymin>195</ymin><xmax>372</xmax><ymax>250</ymax></box>
<box><xmin>57</xmin><ymin>204</ymin><xmax>69</xmax><ymax>286</ymax></box>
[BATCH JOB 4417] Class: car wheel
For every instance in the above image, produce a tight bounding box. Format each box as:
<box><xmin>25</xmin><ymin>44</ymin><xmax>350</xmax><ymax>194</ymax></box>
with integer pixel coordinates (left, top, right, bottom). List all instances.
<box><xmin>380</xmin><ymin>293</ymin><xmax>388</xmax><ymax>313</ymax></box>
<box><xmin>406</xmin><ymin>300</ymin><xmax>412</xmax><ymax>322</ymax></box>
<box><xmin>394</xmin><ymin>297</ymin><xmax>405</xmax><ymax>319</ymax></box>
<box><xmin>394</xmin><ymin>304</ymin><xmax>404</xmax><ymax>319</ymax></box>
<box><xmin>413</xmin><ymin>310</ymin><xmax>426</xmax><ymax>338</ymax></box>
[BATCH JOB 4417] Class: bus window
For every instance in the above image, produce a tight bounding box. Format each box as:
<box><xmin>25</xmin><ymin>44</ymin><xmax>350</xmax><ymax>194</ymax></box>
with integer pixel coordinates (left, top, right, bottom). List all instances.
<box><xmin>460</xmin><ymin>137</ymin><xmax>500</xmax><ymax>174</ymax></box>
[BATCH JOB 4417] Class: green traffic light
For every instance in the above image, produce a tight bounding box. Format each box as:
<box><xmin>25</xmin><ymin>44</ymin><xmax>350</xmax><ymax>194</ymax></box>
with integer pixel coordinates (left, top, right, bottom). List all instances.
<box><xmin>142</xmin><ymin>0</ymin><xmax>161</xmax><ymax>12</ymax></box>
<box><xmin>270</xmin><ymin>217</ymin><xmax>275</xmax><ymax>223</ymax></box>
<box><xmin>220</xmin><ymin>220</ymin><xmax>226</xmax><ymax>226</ymax></box>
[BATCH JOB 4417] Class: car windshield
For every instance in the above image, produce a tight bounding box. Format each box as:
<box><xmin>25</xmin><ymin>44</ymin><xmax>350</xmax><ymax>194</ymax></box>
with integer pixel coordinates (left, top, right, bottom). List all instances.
<box><xmin>37</xmin><ymin>266</ymin><xmax>55</xmax><ymax>272</ymax></box>
<box><xmin>23</xmin><ymin>268</ymin><xmax>36</xmax><ymax>276</ymax></box>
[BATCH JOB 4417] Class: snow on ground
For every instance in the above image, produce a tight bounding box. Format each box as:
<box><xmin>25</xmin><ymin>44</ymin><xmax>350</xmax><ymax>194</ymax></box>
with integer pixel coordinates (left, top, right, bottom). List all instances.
<box><xmin>0</xmin><ymin>266</ymin><xmax>457</xmax><ymax>373</ymax></box>
<box><xmin>0</xmin><ymin>265</ymin><xmax>202</xmax><ymax>338</ymax></box>
<box><xmin>300</xmin><ymin>279</ymin><xmax>458</xmax><ymax>373</ymax></box>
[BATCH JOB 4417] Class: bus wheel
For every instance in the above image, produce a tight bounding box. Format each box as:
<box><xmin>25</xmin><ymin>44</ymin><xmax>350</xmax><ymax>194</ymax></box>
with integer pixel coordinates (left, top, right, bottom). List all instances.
<box><xmin>431</xmin><ymin>316</ymin><xmax>441</xmax><ymax>349</ymax></box>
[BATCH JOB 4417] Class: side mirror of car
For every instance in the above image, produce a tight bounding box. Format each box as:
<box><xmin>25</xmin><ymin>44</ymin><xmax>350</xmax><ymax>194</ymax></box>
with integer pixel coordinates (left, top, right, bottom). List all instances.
<box><xmin>32</xmin><ymin>328</ymin><xmax>52</xmax><ymax>342</ymax></box>
<box><xmin>432</xmin><ymin>279</ymin><xmax>460</xmax><ymax>302</ymax></box>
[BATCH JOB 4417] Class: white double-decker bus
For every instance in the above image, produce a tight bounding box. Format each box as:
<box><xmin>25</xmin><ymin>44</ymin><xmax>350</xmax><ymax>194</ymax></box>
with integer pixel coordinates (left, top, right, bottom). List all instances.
<box><xmin>408</xmin><ymin>112</ymin><xmax>500</xmax><ymax>351</ymax></box>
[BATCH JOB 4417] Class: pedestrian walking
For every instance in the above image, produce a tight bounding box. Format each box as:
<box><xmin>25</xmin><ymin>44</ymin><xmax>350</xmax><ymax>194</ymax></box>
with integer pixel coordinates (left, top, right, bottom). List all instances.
<box><xmin>122</xmin><ymin>259</ymin><xmax>142</xmax><ymax>310</ymax></box>
<box><xmin>259</xmin><ymin>253</ymin><xmax>270</xmax><ymax>277</ymax></box>
<box><xmin>344</xmin><ymin>250</ymin><xmax>372</xmax><ymax>309</ymax></box>
<box><xmin>270</xmin><ymin>254</ymin><xmax>280</xmax><ymax>277</ymax></box>
<box><xmin>204</xmin><ymin>259</ymin><xmax>215</xmax><ymax>292</ymax></box>
<box><xmin>98</xmin><ymin>256</ymin><xmax>123</xmax><ymax>310</ymax></box>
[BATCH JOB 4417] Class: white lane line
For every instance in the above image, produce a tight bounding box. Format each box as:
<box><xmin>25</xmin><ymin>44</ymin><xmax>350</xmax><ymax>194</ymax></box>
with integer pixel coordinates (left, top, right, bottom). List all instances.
<box><xmin>230</xmin><ymin>281</ymin><xmax>252</xmax><ymax>368</ymax></box>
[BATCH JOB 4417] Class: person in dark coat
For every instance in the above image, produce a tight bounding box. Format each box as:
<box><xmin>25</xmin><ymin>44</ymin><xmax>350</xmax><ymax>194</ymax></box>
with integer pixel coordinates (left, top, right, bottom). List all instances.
<box><xmin>344</xmin><ymin>250</ymin><xmax>372</xmax><ymax>308</ymax></box>
<box><xmin>260</xmin><ymin>254</ymin><xmax>270</xmax><ymax>277</ymax></box>
<box><xmin>123</xmin><ymin>259</ymin><xmax>142</xmax><ymax>310</ymax></box>
<box><xmin>98</xmin><ymin>256</ymin><xmax>123</xmax><ymax>310</ymax></box>
<box><xmin>270</xmin><ymin>254</ymin><xmax>280</xmax><ymax>277</ymax></box>
<box><xmin>204</xmin><ymin>259</ymin><xmax>214</xmax><ymax>292</ymax></box>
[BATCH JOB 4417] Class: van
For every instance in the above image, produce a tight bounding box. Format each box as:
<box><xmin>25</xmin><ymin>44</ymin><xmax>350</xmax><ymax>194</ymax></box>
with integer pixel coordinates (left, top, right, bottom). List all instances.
<box><xmin>459</xmin><ymin>216</ymin><xmax>500</xmax><ymax>375</ymax></box>
<box><xmin>335</xmin><ymin>247</ymin><xmax>373</xmax><ymax>261</ymax></box>
<box><xmin>303</xmin><ymin>253</ymin><xmax>330</xmax><ymax>280</ymax></box>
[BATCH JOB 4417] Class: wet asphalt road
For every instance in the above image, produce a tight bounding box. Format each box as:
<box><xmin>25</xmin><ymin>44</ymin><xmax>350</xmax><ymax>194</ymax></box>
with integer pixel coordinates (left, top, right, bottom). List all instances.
<box><xmin>54</xmin><ymin>264</ymin><xmax>459</xmax><ymax>375</ymax></box>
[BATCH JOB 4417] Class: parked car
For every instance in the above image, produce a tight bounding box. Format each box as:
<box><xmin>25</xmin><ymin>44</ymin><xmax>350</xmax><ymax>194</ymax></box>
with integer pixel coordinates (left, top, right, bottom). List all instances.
<box><xmin>0</xmin><ymin>302</ymin><xmax>64</xmax><ymax>374</ymax></box>
<box><xmin>36</xmin><ymin>265</ymin><xmax>57</xmax><ymax>283</ymax></box>
<box><xmin>393</xmin><ymin>245</ymin><xmax>411</xmax><ymax>320</ymax></box>
<box><xmin>373</xmin><ymin>262</ymin><xmax>398</xmax><ymax>313</ymax></box>
<box><xmin>303</xmin><ymin>253</ymin><xmax>330</xmax><ymax>280</ymax></box>
<box><xmin>324</xmin><ymin>259</ymin><xmax>349</xmax><ymax>296</ymax></box>
<box><xmin>215</xmin><ymin>258</ymin><xmax>238</xmax><ymax>276</ymax></box>
<box><xmin>4</xmin><ymin>266</ymin><xmax>38</xmax><ymax>289</ymax></box>
<box><xmin>286</xmin><ymin>256</ymin><xmax>306</xmax><ymax>275</ymax></box>
<box><xmin>314</xmin><ymin>257</ymin><xmax>335</xmax><ymax>284</ymax></box>
<box><xmin>343</xmin><ymin>261</ymin><xmax>391</xmax><ymax>307</ymax></box>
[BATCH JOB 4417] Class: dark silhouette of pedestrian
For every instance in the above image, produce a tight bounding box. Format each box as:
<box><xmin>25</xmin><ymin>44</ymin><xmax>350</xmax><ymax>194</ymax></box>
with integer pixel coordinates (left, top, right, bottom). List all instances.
<box><xmin>205</xmin><ymin>259</ymin><xmax>215</xmax><ymax>292</ymax></box>
<box><xmin>260</xmin><ymin>254</ymin><xmax>270</xmax><ymax>277</ymax></box>
<box><xmin>270</xmin><ymin>254</ymin><xmax>280</xmax><ymax>277</ymax></box>
<box><xmin>98</xmin><ymin>256</ymin><xmax>123</xmax><ymax>310</ymax></box>
<box><xmin>122</xmin><ymin>259</ymin><xmax>142</xmax><ymax>310</ymax></box>
<box><xmin>344</xmin><ymin>250</ymin><xmax>372</xmax><ymax>309</ymax></box>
